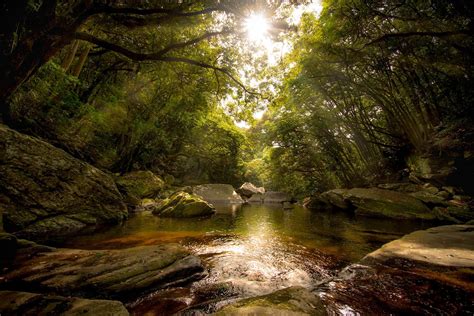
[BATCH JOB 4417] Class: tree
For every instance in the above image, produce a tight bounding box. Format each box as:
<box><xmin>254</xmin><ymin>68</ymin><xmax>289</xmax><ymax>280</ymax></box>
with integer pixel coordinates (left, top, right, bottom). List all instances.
<box><xmin>0</xmin><ymin>1</ymin><xmax>260</xmax><ymax>120</ymax></box>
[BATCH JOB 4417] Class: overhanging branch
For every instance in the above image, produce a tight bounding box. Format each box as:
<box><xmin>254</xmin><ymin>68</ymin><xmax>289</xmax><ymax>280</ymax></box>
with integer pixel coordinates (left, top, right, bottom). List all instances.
<box><xmin>74</xmin><ymin>31</ymin><xmax>257</xmax><ymax>95</ymax></box>
<box><xmin>75</xmin><ymin>29</ymin><xmax>232</xmax><ymax>60</ymax></box>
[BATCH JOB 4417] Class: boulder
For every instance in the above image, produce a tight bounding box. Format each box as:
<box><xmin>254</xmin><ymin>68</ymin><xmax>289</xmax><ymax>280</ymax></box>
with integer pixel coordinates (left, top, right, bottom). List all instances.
<box><xmin>0</xmin><ymin>125</ymin><xmax>128</xmax><ymax>241</ymax></box>
<box><xmin>2</xmin><ymin>243</ymin><xmax>204</xmax><ymax>300</ymax></box>
<box><xmin>320</xmin><ymin>189</ymin><xmax>350</xmax><ymax>210</ymax></box>
<box><xmin>377</xmin><ymin>183</ymin><xmax>423</xmax><ymax>193</ymax></box>
<box><xmin>115</xmin><ymin>171</ymin><xmax>165</xmax><ymax>200</ymax></box>
<box><xmin>319</xmin><ymin>225</ymin><xmax>474</xmax><ymax>315</ymax></box>
<box><xmin>247</xmin><ymin>193</ymin><xmax>265</xmax><ymax>203</ymax></box>
<box><xmin>343</xmin><ymin>188</ymin><xmax>434</xmax><ymax>220</ymax></box>
<box><xmin>409</xmin><ymin>191</ymin><xmax>447</xmax><ymax>206</ymax></box>
<box><xmin>235</xmin><ymin>182</ymin><xmax>264</xmax><ymax>199</ymax></box>
<box><xmin>263</xmin><ymin>191</ymin><xmax>291</xmax><ymax>204</ymax></box>
<box><xmin>152</xmin><ymin>192</ymin><xmax>215</xmax><ymax>218</ymax></box>
<box><xmin>0</xmin><ymin>291</ymin><xmax>129</xmax><ymax>316</ymax></box>
<box><xmin>192</xmin><ymin>184</ymin><xmax>244</xmax><ymax>204</ymax></box>
<box><xmin>302</xmin><ymin>196</ymin><xmax>332</xmax><ymax>210</ymax></box>
<box><xmin>214</xmin><ymin>286</ymin><xmax>327</xmax><ymax>315</ymax></box>
<box><xmin>363</xmin><ymin>225</ymin><xmax>474</xmax><ymax>267</ymax></box>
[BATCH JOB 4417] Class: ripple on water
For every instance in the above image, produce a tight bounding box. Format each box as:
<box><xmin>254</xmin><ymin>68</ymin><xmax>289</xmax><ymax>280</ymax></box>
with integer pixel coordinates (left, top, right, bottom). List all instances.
<box><xmin>184</xmin><ymin>232</ymin><xmax>340</xmax><ymax>300</ymax></box>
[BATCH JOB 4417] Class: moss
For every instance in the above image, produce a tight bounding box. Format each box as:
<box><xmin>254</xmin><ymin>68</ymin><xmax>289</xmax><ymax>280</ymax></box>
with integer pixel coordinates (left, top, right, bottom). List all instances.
<box><xmin>152</xmin><ymin>192</ymin><xmax>215</xmax><ymax>218</ymax></box>
<box><xmin>345</xmin><ymin>188</ymin><xmax>435</xmax><ymax>220</ymax></box>
<box><xmin>215</xmin><ymin>287</ymin><xmax>327</xmax><ymax>315</ymax></box>
<box><xmin>115</xmin><ymin>171</ymin><xmax>164</xmax><ymax>200</ymax></box>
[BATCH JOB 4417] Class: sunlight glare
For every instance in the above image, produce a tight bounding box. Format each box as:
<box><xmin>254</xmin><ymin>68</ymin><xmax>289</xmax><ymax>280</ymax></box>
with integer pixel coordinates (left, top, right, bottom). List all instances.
<box><xmin>244</xmin><ymin>13</ymin><xmax>270</xmax><ymax>42</ymax></box>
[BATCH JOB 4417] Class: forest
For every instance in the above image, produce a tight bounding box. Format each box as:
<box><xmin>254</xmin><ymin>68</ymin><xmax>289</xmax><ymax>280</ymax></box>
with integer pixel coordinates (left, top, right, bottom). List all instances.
<box><xmin>0</xmin><ymin>0</ymin><xmax>473</xmax><ymax>315</ymax></box>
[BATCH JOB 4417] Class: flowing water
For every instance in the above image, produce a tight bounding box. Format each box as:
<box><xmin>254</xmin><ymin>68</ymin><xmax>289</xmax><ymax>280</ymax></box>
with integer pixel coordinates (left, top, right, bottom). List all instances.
<box><xmin>65</xmin><ymin>203</ymin><xmax>435</xmax><ymax>315</ymax></box>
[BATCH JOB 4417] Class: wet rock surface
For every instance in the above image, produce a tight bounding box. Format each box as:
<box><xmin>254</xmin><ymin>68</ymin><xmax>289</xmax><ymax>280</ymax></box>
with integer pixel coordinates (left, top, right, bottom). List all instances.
<box><xmin>1</xmin><ymin>243</ymin><xmax>205</xmax><ymax>301</ymax></box>
<box><xmin>213</xmin><ymin>286</ymin><xmax>327</xmax><ymax>316</ymax></box>
<box><xmin>318</xmin><ymin>225</ymin><xmax>474</xmax><ymax>315</ymax></box>
<box><xmin>0</xmin><ymin>125</ymin><xmax>128</xmax><ymax>242</ymax></box>
<box><xmin>305</xmin><ymin>186</ymin><xmax>473</xmax><ymax>223</ymax></box>
<box><xmin>0</xmin><ymin>290</ymin><xmax>129</xmax><ymax>316</ymax></box>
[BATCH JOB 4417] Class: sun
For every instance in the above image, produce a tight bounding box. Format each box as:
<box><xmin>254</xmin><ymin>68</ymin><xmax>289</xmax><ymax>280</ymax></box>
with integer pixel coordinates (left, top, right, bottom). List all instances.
<box><xmin>244</xmin><ymin>13</ymin><xmax>270</xmax><ymax>42</ymax></box>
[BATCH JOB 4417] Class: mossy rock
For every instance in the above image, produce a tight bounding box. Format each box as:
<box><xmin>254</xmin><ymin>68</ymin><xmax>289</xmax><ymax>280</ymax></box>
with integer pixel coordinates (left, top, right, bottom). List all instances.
<box><xmin>2</xmin><ymin>244</ymin><xmax>204</xmax><ymax>300</ymax></box>
<box><xmin>0</xmin><ymin>291</ymin><xmax>129</xmax><ymax>316</ymax></box>
<box><xmin>409</xmin><ymin>191</ymin><xmax>447</xmax><ymax>206</ymax></box>
<box><xmin>115</xmin><ymin>171</ymin><xmax>165</xmax><ymax>200</ymax></box>
<box><xmin>0</xmin><ymin>125</ymin><xmax>128</xmax><ymax>242</ymax></box>
<box><xmin>344</xmin><ymin>188</ymin><xmax>434</xmax><ymax>220</ymax></box>
<box><xmin>152</xmin><ymin>192</ymin><xmax>215</xmax><ymax>218</ymax></box>
<box><xmin>214</xmin><ymin>286</ymin><xmax>327</xmax><ymax>315</ymax></box>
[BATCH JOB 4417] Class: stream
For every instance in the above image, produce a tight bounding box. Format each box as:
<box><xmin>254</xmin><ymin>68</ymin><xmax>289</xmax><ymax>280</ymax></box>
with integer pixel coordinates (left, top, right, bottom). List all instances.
<box><xmin>64</xmin><ymin>203</ymin><xmax>435</xmax><ymax>315</ymax></box>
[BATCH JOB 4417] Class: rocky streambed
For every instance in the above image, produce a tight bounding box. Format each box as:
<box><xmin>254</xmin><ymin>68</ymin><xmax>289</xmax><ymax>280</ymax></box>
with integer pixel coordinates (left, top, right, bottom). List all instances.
<box><xmin>2</xmin><ymin>206</ymin><xmax>473</xmax><ymax>315</ymax></box>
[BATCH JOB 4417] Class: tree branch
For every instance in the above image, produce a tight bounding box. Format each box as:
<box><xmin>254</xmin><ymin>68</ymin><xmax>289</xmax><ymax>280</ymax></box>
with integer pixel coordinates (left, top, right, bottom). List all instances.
<box><xmin>75</xmin><ymin>29</ymin><xmax>231</xmax><ymax>60</ymax></box>
<box><xmin>74</xmin><ymin>32</ymin><xmax>257</xmax><ymax>95</ymax></box>
<box><xmin>159</xmin><ymin>56</ymin><xmax>258</xmax><ymax>95</ymax></box>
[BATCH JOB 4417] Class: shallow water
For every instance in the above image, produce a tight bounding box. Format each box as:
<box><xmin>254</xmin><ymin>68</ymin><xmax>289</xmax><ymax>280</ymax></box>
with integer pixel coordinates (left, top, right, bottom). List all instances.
<box><xmin>65</xmin><ymin>203</ymin><xmax>435</xmax><ymax>314</ymax></box>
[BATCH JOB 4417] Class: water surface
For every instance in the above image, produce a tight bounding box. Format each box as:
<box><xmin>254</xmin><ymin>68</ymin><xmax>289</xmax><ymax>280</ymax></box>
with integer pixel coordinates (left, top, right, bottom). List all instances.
<box><xmin>65</xmin><ymin>203</ymin><xmax>434</xmax><ymax>314</ymax></box>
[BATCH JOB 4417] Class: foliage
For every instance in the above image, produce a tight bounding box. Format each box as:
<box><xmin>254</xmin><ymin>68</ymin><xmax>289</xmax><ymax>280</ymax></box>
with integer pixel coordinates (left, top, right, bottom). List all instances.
<box><xmin>256</xmin><ymin>0</ymin><xmax>474</xmax><ymax>195</ymax></box>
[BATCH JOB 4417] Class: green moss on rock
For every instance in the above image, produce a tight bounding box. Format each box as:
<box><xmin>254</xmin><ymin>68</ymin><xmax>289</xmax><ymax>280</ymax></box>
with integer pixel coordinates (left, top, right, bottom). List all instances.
<box><xmin>152</xmin><ymin>192</ymin><xmax>215</xmax><ymax>218</ymax></box>
<box><xmin>115</xmin><ymin>171</ymin><xmax>165</xmax><ymax>200</ymax></box>
<box><xmin>344</xmin><ymin>188</ymin><xmax>434</xmax><ymax>220</ymax></box>
<box><xmin>214</xmin><ymin>286</ymin><xmax>327</xmax><ymax>315</ymax></box>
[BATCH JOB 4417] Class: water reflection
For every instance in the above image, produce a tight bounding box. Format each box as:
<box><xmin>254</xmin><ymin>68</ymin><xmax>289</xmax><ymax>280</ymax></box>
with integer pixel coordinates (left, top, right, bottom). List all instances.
<box><xmin>65</xmin><ymin>203</ymin><xmax>436</xmax><ymax>314</ymax></box>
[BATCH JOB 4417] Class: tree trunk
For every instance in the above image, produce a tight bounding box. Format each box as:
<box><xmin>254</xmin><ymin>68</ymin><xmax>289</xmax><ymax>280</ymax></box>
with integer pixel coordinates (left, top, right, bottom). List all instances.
<box><xmin>71</xmin><ymin>45</ymin><xmax>91</xmax><ymax>77</ymax></box>
<box><xmin>0</xmin><ymin>1</ymin><xmax>93</xmax><ymax>122</ymax></box>
<box><xmin>61</xmin><ymin>40</ymin><xmax>80</xmax><ymax>71</ymax></box>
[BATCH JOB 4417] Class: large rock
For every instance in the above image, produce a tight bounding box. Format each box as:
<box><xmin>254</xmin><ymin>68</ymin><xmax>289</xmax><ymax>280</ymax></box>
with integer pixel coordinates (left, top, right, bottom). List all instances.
<box><xmin>364</xmin><ymin>225</ymin><xmax>474</xmax><ymax>267</ymax></box>
<box><xmin>0</xmin><ymin>125</ymin><xmax>128</xmax><ymax>241</ymax></box>
<box><xmin>318</xmin><ymin>225</ymin><xmax>474</xmax><ymax>315</ymax></box>
<box><xmin>152</xmin><ymin>192</ymin><xmax>215</xmax><ymax>218</ymax></box>
<box><xmin>214</xmin><ymin>287</ymin><xmax>327</xmax><ymax>315</ymax></box>
<box><xmin>343</xmin><ymin>188</ymin><xmax>434</xmax><ymax>220</ymax></box>
<box><xmin>115</xmin><ymin>171</ymin><xmax>165</xmax><ymax>200</ymax></box>
<box><xmin>192</xmin><ymin>184</ymin><xmax>244</xmax><ymax>204</ymax></box>
<box><xmin>320</xmin><ymin>189</ymin><xmax>350</xmax><ymax>210</ymax></box>
<box><xmin>263</xmin><ymin>191</ymin><xmax>291</xmax><ymax>204</ymax></box>
<box><xmin>377</xmin><ymin>183</ymin><xmax>423</xmax><ymax>193</ymax></box>
<box><xmin>2</xmin><ymin>243</ymin><xmax>204</xmax><ymax>300</ymax></box>
<box><xmin>0</xmin><ymin>291</ymin><xmax>129</xmax><ymax>316</ymax></box>
<box><xmin>235</xmin><ymin>182</ymin><xmax>264</xmax><ymax>199</ymax></box>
